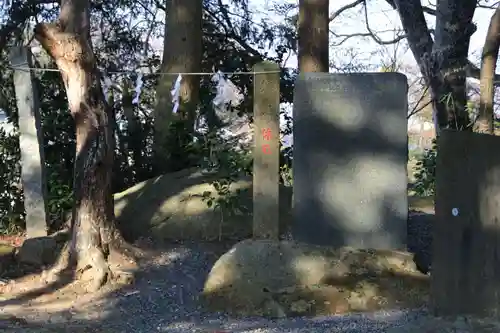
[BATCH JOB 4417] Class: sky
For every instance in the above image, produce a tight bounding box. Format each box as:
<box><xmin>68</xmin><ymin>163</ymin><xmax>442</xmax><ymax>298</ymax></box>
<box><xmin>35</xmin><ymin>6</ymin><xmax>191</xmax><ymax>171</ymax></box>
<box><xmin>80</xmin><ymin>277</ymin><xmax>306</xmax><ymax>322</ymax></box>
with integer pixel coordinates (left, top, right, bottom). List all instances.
<box><xmin>249</xmin><ymin>0</ymin><xmax>495</xmax><ymax>70</ymax></box>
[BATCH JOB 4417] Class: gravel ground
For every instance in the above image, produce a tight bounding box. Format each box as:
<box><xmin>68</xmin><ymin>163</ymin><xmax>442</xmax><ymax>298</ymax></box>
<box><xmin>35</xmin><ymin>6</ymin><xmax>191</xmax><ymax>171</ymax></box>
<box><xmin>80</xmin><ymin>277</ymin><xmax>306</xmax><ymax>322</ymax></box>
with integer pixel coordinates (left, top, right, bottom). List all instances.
<box><xmin>7</xmin><ymin>243</ymin><xmax>435</xmax><ymax>333</ymax></box>
<box><xmin>1</xmin><ymin>212</ymin><xmax>451</xmax><ymax>332</ymax></box>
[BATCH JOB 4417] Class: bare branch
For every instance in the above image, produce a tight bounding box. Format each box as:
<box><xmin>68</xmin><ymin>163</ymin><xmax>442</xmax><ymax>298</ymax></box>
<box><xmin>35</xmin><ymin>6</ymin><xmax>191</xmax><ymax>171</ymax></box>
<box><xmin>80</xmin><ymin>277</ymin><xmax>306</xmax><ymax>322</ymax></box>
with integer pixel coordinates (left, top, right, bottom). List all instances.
<box><xmin>408</xmin><ymin>99</ymin><xmax>433</xmax><ymax>119</ymax></box>
<box><xmin>363</xmin><ymin>2</ymin><xmax>406</xmax><ymax>45</ymax></box>
<box><xmin>330</xmin><ymin>32</ymin><xmax>371</xmax><ymax>46</ymax></box>
<box><xmin>422</xmin><ymin>6</ymin><xmax>437</xmax><ymax>15</ymax></box>
<box><xmin>407</xmin><ymin>85</ymin><xmax>431</xmax><ymax>119</ymax></box>
<box><xmin>330</xmin><ymin>30</ymin><xmax>406</xmax><ymax>46</ymax></box>
<box><xmin>204</xmin><ymin>7</ymin><xmax>262</xmax><ymax>59</ymax></box>
<box><xmin>330</xmin><ymin>1</ymin><xmax>409</xmax><ymax>46</ymax></box>
<box><xmin>478</xmin><ymin>1</ymin><xmax>500</xmax><ymax>9</ymax></box>
<box><xmin>329</xmin><ymin>0</ymin><xmax>364</xmax><ymax>22</ymax></box>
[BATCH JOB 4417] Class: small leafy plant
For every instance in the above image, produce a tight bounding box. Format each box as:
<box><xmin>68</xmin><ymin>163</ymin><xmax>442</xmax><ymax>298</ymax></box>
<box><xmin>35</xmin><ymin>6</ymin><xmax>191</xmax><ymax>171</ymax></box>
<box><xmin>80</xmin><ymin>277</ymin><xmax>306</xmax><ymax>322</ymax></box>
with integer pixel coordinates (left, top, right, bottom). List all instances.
<box><xmin>413</xmin><ymin>138</ymin><xmax>437</xmax><ymax>196</ymax></box>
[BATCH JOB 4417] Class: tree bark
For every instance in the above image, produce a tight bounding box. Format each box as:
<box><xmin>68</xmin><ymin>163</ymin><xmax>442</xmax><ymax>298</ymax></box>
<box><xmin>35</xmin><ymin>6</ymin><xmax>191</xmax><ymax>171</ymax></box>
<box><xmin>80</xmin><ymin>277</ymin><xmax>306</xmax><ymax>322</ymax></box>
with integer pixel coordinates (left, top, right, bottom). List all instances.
<box><xmin>122</xmin><ymin>79</ymin><xmax>144</xmax><ymax>171</ymax></box>
<box><xmin>153</xmin><ymin>0</ymin><xmax>203</xmax><ymax>171</ymax></box>
<box><xmin>33</xmin><ymin>0</ymin><xmax>120</xmax><ymax>292</ymax></box>
<box><xmin>432</xmin><ymin>0</ymin><xmax>476</xmax><ymax>131</ymax></box>
<box><xmin>298</xmin><ymin>0</ymin><xmax>330</xmax><ymax>72</ymax></box>
<box><xmin>388</xmin><ymin>0</ymin><xmax>476</xmax><ymax>133</ymax></box>
<box><xmin>476</xmin><ymin>6</ymin><xmax>500</xmax><ymax>134</ymax></box>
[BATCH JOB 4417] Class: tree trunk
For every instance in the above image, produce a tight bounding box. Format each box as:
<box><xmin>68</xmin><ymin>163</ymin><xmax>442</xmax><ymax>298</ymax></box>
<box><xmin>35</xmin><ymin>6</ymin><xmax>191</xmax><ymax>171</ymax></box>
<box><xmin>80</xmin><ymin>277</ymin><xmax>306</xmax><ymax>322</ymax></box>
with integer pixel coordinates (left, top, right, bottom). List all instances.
<box><xmin>122</xmin><ymin>79</ymin><xmax>144</xmax><ymax>171</ymax></box>
<box><xmin>153</xmin><ymin>0</ymin><xmax>203</xmax><ymax>171</ymax></box>
<box><xmin>476</xmin><ymin>6</ymin><xmax>500</xmax><ymax>134</ymax></box>
<box><xmin>298</xmin><ymin>0</ymin><xmax>330</xmax><ymax>72</ymax></box>
<box><xmin>108</xmin><ymin>90</ymin><xmax>132</xmax><ymax>189</ymax></box>
<box><xmin>389</xmin><ymin>0</ymin><xmax>476</xmax><ymax>133</ymax></box>
<box><xmin>431</xmin><ymin>0</ymin><xmax>476</xmax><ymax>131</ymax></box>
<box><xmin>34</xmin><ymin>0</ymin><xmax>121</xmax><ymax>292</ymax></box>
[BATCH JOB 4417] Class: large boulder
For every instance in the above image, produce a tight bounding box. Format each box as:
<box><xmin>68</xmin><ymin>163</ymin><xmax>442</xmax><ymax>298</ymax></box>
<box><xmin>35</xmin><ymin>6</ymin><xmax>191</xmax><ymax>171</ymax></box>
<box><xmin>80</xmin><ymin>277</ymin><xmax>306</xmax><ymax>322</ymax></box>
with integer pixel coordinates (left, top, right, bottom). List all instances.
<box><xmin>200</xmin><ymin>239</ymin><xmax>429</xmax><ymax>318</ymax></box>
<box><xmin>114</xmin><ymin>168</ymin><xmax>293</xmax><ymax>242</ymax></box>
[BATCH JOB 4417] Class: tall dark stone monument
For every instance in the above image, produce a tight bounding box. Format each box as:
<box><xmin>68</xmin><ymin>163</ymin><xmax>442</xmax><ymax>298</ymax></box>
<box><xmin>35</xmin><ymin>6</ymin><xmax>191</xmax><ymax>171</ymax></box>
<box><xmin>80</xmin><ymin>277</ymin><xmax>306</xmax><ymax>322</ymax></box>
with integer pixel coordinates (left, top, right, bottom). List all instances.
<box><xmin>292</xmin><ymin>73</ymin><xmax>408</xmax><ymax>249</ymax></box>
<box><xmin>432</xmin><ymin>130</ymin><xmax>500</xmax><ymax>318</ymax></box>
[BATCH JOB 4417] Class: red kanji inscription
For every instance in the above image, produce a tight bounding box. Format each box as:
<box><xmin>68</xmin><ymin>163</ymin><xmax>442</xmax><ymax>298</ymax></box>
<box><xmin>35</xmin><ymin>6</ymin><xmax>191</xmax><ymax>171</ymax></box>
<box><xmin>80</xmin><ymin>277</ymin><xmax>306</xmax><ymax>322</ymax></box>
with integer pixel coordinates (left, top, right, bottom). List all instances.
<box><xmin>262</xmin><ymin>144</ymin><xmax>271</xmax><ymax>154</ymax></box>
<box><xmin>261</xmin><ymin>128</ymin><xmax>272</xmax><ymax>140</ymax></box>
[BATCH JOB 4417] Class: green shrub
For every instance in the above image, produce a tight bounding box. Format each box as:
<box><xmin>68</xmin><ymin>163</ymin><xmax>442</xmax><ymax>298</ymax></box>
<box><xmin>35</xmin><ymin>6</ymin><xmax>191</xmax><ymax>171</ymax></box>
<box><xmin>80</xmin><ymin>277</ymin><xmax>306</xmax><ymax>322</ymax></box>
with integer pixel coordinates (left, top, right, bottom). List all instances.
<box><xmin>0</xmin><ymin>128</ymin><xmax>24</xmax><ymax>233</ymax></box>
<box><xmin>413</xmin><ymin>138</ymin><xmax>437</xmax><ymax>196</ymax></box>
<box><xmin>46</xmin><ymin>170</ymin><xmax>74</xmax><ymax>228</ymax></box>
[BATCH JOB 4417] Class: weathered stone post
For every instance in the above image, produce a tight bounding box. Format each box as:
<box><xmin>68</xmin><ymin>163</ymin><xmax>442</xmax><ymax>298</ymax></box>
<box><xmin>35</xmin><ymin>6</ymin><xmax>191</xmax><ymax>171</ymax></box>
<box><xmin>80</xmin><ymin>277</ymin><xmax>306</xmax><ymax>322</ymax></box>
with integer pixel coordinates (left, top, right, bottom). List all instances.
<box><xmin>292</xmin><ymin>73</ymin><xmax>408</xmax><ymax>249</ymax></box>
<box><xmin>10</xmin><ymin>46</ymin><xmax>48</xmax><ymax>238</ymax></box>
<box><xmin>432</xmin><ymin>130</ymin><xmax>500</xmax><ymax>318</ymax></box>
<box><xmin>252</xmin><ymin>61</ymin><xmax>280</xmax><ymax>239</ymax></box>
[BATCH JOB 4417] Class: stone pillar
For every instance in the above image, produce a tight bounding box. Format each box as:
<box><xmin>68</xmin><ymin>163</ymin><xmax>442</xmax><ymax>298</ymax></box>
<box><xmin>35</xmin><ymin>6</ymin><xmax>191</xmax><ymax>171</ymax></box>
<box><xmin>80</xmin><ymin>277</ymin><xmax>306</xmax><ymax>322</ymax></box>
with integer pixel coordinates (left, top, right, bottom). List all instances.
<box><xmin>252</xmin><ymin>61</ymin><xmax>280</xmax><ymax>239</ymax></box>
<box><xmin>292</xmin><ymin>72</ymin><xmax>408</xmax><ymax>249</ymax></box>
<box><xmin>10</xmin><ymin>46</ymin><xmax>48</xmax><ymax>238</ymax></box>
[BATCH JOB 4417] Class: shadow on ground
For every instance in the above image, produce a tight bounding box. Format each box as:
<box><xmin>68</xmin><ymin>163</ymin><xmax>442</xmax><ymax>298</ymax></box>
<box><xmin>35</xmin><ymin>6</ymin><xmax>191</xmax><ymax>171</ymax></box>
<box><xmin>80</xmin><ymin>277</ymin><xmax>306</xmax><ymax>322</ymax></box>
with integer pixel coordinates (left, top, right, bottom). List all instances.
<box><xmin>0</xmin><ymin>238</ymin><xmax>430</xmax><ymax>333</ymax></box>
<box><xmin>1</xmin><ymin>223</ymin><xmax>496</xmax><ymax>333</ymax></box>
<box><xmin>0</xmin><ymin>240</ymin><xmax>233</xmax><ymax>332</ymax></box>
<box><xmin>0</xmin><ymin>210</ymin><xmax>435</xmax><ymax>332</ymax></box>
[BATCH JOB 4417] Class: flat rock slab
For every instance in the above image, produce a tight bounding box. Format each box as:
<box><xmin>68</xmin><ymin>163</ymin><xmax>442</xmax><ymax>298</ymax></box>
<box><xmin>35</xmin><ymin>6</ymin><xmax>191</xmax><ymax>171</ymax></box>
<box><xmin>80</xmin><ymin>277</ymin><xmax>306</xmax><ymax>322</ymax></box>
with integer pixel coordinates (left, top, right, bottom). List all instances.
<box><xmin>200</xmin><ymin>239</ymin><xmax>428</xmax><ymax>318</ymax></box>
<box><xmin>292</xmin><ymin>73</ymin><xmax>408</xmax><ymax>249</ymax></box>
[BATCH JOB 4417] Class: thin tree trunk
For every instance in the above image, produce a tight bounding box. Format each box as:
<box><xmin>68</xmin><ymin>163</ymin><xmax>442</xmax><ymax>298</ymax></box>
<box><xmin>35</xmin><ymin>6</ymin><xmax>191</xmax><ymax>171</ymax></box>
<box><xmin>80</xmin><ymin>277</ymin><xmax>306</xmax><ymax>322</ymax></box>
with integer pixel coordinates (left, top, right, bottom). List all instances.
<box><xmin>476</xmin><ymin>6</ymin><xmax>500</xmax><ymax>134</ymax></box>
<box><xmin>153</xmin><ymin>0</ymin><xmax>203</xmax><ymax>171</ymax></box>
<box><xmin>298</xmin><ymin>0</ymin><xmax>330</xmax><ymax>72</ymax></box>
<box><xmin>108</xmin><ymin>90</ymin><xmax>131</xmax><ymax>189</ymax></box>
<box><xmin>34</xmin><ymin>0</ymin><xmax>123</xmax><ymax>292</ymax></box>
<box><xmin>122</xmin><ymin>79</ymin><xmax>144</xmax><ymax>170</ymax></box>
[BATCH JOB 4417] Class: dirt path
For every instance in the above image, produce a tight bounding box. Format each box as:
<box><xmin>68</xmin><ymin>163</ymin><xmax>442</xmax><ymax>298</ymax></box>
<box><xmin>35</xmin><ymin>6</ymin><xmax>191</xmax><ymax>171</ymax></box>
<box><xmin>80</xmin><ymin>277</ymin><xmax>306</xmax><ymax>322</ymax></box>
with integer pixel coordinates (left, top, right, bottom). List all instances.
<box><xmin>0</xmin><ymin>238</ymin><xmax>498</xmax><ymax>333</ymax></box>
<box><xmin>0</xmin><ymin>241</ymin><xmax>234</xmax><ymax>332</ymax></box>
<box><xmin>0</xmin><ymin>209</ymin><xmax>449</xmax><ymax>333</ymax></box>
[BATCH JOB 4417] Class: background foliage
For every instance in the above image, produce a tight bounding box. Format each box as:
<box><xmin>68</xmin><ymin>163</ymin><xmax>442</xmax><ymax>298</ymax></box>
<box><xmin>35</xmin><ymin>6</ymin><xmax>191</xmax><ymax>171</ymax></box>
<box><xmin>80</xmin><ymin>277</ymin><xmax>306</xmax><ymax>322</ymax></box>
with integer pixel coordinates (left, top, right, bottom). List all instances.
<box><xmin>1</xmin><ymin>0</ymin><xmax>492</xmax><ymax>232</ymax></box>
<box><xmin>0</xmin><ymin>0</ymin><xmax>297</xmax><ymax>232</ymax></box>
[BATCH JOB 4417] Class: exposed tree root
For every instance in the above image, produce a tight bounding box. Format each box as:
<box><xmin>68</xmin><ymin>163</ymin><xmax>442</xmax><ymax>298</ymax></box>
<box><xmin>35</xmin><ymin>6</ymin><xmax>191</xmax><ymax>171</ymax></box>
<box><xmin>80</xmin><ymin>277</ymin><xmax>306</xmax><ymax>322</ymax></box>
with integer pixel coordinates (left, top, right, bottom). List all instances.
<box><xmin>76</xmin><ymin>247</ymin><xmax>109</xmax><ymax>292</ymax></box>
<box><xmin>41</xmin><ymin>231</ymin><xmax>138</xmax><ymax>292</ymax></box>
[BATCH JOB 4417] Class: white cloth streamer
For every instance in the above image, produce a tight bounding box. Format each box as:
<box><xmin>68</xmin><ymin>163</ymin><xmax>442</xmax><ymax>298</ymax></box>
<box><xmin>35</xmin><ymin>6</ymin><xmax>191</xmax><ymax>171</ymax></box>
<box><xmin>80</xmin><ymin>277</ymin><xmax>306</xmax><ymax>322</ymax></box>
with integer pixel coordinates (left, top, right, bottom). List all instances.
<box><xmin>132</xmin><ymin>73</ymin><xmax>144</xmax><ymax>105</ymax></box>
<box><xmin>211</xmin><ymin>70</ymin><xmax>243</xmax><ymax>112</ymax></box>
<box><xmin>171</xmin><ymin>74</ymin><xmax>182</xmax><ymax>113</ymax></box>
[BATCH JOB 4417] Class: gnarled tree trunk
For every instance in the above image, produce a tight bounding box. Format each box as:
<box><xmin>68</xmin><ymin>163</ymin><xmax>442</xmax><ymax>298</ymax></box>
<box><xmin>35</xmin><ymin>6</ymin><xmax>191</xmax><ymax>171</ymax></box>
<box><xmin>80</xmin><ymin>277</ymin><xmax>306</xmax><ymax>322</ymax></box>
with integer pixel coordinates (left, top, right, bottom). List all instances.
<box><xmin>34</xmin><ymin>0</ymin><xmax>124</xmax><ymax>292</ymax></box>
<box><xmin>476</xmin><ymin>6</ymin><xmax>500</xmax><ymax>134</ymax></box>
